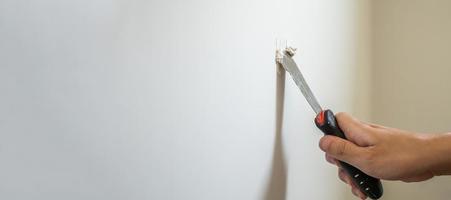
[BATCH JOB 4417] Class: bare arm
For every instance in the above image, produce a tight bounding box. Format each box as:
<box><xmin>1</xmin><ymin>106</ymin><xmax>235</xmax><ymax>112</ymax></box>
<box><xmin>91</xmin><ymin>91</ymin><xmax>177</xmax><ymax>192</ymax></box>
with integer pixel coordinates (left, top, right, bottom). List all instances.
<box><xmin>319</xmin><ymin>113</ymin><xmax>451</xmax><ymax>199</ymax></box>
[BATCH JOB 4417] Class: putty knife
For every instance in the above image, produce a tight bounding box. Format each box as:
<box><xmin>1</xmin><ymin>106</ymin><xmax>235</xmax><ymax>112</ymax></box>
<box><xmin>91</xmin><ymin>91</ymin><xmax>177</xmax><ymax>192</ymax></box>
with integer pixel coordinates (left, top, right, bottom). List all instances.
<box><xmin>277</xmin><ymin>47</ymin><xmax>383</xmax><ymax>200</ymax></box>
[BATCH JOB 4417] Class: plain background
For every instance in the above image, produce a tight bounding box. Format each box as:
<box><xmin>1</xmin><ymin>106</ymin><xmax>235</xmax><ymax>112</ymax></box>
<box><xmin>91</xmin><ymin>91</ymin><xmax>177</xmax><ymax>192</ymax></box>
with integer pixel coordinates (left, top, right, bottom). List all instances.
<box><xmin>1</xmin><ymin>0</ymin><xmax>451</xmax><ymax>200</ymax></box>
<box><xmin>369</xmin><ymin>0</ymin><xmax>451</xmax><ymax>199</ymax></box>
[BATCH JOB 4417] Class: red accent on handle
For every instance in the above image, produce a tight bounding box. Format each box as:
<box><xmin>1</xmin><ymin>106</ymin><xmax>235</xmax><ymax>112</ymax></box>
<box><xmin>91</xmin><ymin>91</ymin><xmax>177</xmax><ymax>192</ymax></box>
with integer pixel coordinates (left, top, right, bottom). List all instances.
<box><xmin>315</xmin><ymin>110</ymin><xmax>325</xmax><ymax>125</ymax></box>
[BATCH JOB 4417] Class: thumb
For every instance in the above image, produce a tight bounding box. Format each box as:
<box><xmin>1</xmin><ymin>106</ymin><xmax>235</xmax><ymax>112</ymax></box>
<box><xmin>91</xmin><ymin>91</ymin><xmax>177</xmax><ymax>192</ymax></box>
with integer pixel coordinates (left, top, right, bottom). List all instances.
<box><xmin>319</xmin><ymin>135</ymin><xmax>366</xmax><ymax>166</ymax></box>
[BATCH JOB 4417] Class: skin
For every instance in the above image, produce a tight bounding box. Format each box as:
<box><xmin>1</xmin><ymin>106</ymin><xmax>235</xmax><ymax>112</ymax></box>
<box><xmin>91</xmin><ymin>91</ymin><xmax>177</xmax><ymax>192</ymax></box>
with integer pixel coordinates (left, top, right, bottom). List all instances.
<box><xmin>319</xmin><ymin>112</ymin><xmax>451</xmax><ymax>199</ymax></box>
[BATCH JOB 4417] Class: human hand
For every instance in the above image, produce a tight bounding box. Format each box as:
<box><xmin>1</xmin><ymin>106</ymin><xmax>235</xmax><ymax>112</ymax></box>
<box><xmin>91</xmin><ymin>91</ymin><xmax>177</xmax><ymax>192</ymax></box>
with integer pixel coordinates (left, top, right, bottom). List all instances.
<box><xmin>318</xmin><ymin>113</ymin><xmax>446</xmax><ymax>199</ymax></box>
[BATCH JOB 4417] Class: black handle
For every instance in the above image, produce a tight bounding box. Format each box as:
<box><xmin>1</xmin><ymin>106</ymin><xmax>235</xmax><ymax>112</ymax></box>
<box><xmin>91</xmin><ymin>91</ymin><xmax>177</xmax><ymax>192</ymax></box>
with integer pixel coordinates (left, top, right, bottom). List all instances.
<box><xmin>315</xmin><ymin>109</ymin><xmax>383</xmax><ymax>200</ymax></box>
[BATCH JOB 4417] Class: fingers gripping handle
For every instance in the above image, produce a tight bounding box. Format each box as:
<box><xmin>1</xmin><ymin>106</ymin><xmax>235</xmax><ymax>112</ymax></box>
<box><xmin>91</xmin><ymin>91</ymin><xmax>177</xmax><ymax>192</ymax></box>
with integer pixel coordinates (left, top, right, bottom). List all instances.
<box><xmin>315</xmin><ymin>110</ymin><xmax>383</xmax><ymax>200</ymax></box>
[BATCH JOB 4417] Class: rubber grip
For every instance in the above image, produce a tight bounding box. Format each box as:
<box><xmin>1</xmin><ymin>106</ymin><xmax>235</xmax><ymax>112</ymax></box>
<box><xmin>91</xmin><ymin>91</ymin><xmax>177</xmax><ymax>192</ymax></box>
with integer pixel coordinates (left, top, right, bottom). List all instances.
<box><xmin>315</xmin><ymin>109</ymin><xmax>383</xmax><ymax>199</ymax></box>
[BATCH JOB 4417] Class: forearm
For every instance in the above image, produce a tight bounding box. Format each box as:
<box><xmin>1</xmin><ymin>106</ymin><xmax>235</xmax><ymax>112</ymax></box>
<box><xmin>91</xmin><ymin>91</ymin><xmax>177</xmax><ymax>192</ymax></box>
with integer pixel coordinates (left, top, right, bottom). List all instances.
<box><xmin>324</xmin><ymin>113</ymin><xmax>451</xmax><ymax>199</ymax></box>
<box><xmin>425</xmin><ymin>132</ymin><xmax>451</xmax><ymax>176</ymax></box>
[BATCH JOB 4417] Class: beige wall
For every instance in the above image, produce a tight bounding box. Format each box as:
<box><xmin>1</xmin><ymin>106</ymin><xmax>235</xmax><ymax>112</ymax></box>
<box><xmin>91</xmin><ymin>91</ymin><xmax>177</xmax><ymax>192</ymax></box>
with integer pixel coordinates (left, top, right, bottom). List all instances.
<box><xmin>371</xmin><ymin>0</ymin><xmax>451</xmax><ymax>199</ymax></box>
<box><xmin>352</xmin><ymin>0</ymin><xmax>373</xmax><ymax>122</ymax></box>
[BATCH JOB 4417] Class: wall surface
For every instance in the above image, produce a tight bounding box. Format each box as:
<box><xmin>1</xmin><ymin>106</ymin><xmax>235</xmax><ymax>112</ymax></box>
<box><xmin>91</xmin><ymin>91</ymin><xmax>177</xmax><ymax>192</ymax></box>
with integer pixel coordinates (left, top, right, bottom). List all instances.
<box><xmin>372</xmin><ymin>0</ymin><xmax>451</xmax><ymax>199</ymax></box>
<box><xmin>0</xmin><ymin>0</ymin><xmax>369</xmax><ymax>199</ymax></box>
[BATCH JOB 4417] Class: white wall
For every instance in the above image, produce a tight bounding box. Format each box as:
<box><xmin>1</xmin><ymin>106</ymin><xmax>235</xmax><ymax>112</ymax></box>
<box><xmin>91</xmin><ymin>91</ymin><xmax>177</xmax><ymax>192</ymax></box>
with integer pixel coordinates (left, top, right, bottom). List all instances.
<box><xmin>372</xmin><ymin>0</ymin><xmax>451</xmax><ymax>199</ymax></box>
<box><xmin>0</xmin><ymin>0</ymin><xmax>369</xmax><ymax>199</ymax></box>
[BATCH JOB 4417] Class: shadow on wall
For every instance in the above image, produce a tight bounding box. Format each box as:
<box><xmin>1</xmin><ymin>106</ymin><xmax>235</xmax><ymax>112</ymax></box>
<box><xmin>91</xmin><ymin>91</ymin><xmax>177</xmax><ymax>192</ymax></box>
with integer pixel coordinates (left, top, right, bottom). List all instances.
<box><xmin>263</xmin><ymin>63</ymin><xmax>287</xmax><ymax>200</ymax></box>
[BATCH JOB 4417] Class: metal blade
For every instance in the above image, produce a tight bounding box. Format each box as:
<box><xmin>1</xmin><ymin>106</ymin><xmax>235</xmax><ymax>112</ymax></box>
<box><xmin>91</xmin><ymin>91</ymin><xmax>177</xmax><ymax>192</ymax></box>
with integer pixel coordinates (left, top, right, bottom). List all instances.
<box><xmin>282</xmin><ymin>55</ymin><xmax>322</xmax><ymax>114</ymax></box>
